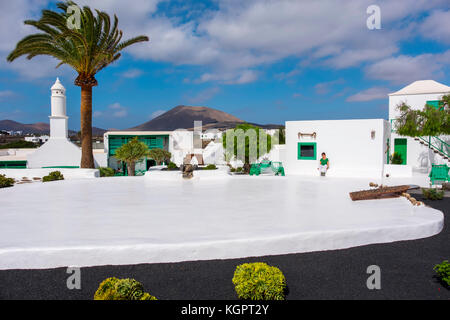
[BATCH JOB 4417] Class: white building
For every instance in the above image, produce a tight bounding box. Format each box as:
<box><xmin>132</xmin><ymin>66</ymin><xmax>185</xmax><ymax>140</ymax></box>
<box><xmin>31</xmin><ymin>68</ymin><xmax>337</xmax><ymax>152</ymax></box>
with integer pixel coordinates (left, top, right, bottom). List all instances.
<box><xmin>388</xmin><ymin>80</ymin><xmax>450</xmax><ymax>172</ymax></box>
<box><xmin>25</xmin><ymin>135</ymin><xmax>50</xmax><ymax>144</ymax></box>
<box><xmin>284</xmin><ymin>119</ymin><xmax>389</xmax><ymax>178</ymax></box>
<box><xmin>283</xmin><ymin>79</ymin><xmax>449</xmax><ymax>178</ymax></box>
<box><xmin>26</xmin><ymin>78</ymin><xmax>82</xmax><ymax>168</ymax></box>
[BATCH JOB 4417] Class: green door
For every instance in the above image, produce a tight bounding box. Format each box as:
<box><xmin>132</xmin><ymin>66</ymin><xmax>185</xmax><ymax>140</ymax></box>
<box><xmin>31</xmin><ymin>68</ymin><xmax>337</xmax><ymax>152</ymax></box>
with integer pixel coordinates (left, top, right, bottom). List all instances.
<box><xmin>394</xmin><ymin>138</ymin><xmax>407</xmax><ymax>165</ymax></box>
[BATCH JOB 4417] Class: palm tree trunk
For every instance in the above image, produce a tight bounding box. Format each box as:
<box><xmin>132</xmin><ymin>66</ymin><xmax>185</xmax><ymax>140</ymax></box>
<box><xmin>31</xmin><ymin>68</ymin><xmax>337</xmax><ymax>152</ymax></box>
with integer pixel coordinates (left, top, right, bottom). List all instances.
<box><xmin>128</xmin><ymin>161</ymin><xmax>135</xmax><ymax>176</ymax></box>
<box><xmin>80</xmin><ymin>85</ymin><xmax>95</xmax><ymax>168</ymax></box>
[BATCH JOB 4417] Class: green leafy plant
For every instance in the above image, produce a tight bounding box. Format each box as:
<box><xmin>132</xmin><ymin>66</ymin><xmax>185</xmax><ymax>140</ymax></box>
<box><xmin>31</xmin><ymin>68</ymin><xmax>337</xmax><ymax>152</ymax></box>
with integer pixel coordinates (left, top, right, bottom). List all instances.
<box><xmin>230</xmin><ymin>167</ymin><xmax>236</xmax><ymax>173</ymax></box>
<box><xmin>115</xmin><ymin>137</ymin><xmax>150</xmax><ymax>176</ymax></box>
<box><xmin>99</xmin><ymin>167</ymin><xmax>115</xmax><ymax>177</ymax></box>
<box><xmin>0</xmin><ymin>174</ymin><xmax>15</xmax><ymax>188</ymax></box>
<box><xmin>236</xmin><ymin>167</ymin><xmax>243</xmax><ymax>173</ymax></box>
<box><xmin>389</xmin><ymin>152</ymin><xmax>403</xmax><ymax>165</ymax></box>
<box><xmin>167</xmin><ymin>162</ymin><xmax>178</xmax><ymax>170</ymax></box>
<box><xmin>422</xmin><ymin>188</ymin><xmax>444</xmax><ymax>200</ymax></box>
<box><xmin>232</xmin><ymin>262</ymin><xmax>287</xmax><ymax>300</ymax></box>
<box><xmin>434</xmin><ymin>260</ymin><xmax>450</xmax><ymax>287</ymax></box>
<box><xmin>42</xmin><ymin>171</ymin><xmax>64</xmax><ymax>182</ymax></box>
<box><xmin>148</xmin><ymin>148</ymin><xmax>172</xmax><ymax>165</ymax></box>
<box><xmin>395</xmin><ymin>95</ymin><xmax>450</xmax><ymax>137</ymax></box>
<box><xmin>223</xmin><ymin>123</ymin><xmax>273</xmax><ymax>165</ymax></box>
<box><xmin>94</xmin><ymin>277</ymin><xmax>158</xmax><ymax>300</ymax></box>
<box><xmin>204</xmin><ymin>164</ymin><xmax>217</xmax><ymax>170</ymax></box>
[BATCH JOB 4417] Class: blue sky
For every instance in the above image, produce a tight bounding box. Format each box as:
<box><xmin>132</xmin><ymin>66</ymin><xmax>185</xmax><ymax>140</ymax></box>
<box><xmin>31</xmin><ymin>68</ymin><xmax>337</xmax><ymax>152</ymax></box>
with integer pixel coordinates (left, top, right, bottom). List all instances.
<box><xmin>0</xmin><ymin>0</ymin><xmax>449</xmax><ymax>130</ymax></box>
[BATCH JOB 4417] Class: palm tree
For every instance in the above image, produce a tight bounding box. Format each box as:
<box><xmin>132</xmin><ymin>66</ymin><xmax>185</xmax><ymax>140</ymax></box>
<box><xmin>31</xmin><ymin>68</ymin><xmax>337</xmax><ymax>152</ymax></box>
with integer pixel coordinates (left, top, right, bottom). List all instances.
<box><xmin>114</xmin><ymin>137</ymin><xmax>150</xmax><ymax>176</ymax></box>
<box><xmin>7</xmin><ymin>1</ymin><xmax>149</xmax><ymax>168</ymax></box>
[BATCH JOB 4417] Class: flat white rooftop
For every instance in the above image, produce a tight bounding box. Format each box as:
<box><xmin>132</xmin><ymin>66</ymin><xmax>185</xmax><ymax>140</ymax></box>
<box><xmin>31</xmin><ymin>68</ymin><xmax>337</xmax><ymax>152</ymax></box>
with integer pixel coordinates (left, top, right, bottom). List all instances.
<box><xmin>0</xmin><ymin>174</ymin><xmax>443</xmax><ymax>269</ymax></box>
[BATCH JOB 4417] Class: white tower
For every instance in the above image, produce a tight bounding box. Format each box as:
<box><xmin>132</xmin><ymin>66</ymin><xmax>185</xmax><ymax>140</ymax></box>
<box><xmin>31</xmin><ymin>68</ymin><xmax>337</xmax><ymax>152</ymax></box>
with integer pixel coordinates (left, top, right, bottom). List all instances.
<box><xmin>49</xmin><ymin>78</ymin><xmax>69</xmax><ymax>138</ymax></box>
<box><xmin>26</xmin><ymin>78</ymin><xmax>82</xmax><ymax>168</ymax></box>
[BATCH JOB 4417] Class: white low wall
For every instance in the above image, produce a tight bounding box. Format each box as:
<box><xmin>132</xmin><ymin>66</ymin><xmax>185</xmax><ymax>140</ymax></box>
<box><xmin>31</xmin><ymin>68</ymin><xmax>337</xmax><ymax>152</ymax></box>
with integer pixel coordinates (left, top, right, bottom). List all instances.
<box><xmin>0</xmin><ymin>168</ymin><xmax>99</xmax><ymax>180</ymax></box>
<box><xmin>383</xmin><ymin>164</ymin><xmax>413</xmax><ymax>178</ymax></box>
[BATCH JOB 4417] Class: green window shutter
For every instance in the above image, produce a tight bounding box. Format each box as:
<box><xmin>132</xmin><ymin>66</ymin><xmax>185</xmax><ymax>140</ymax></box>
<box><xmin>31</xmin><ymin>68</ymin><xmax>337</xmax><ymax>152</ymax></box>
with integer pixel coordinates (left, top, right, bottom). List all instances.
<box><xmin>298</xmin><ymin>142</ymin><xmax>317</xmax><ymax>160</ymax></box>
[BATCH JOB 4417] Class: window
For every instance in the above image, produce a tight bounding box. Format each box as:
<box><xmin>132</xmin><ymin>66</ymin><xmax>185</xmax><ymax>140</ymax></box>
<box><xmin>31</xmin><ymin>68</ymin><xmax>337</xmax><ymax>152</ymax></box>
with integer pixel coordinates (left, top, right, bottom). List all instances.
<box><xmin>298</xmin><ymin>142</ymin><xmax>317</xmax><ymax>160</ymax></box>
<box><xmin>426</xmin><ymin>100</ymin><xmax>441</xmax><ymax>110</ymax></box>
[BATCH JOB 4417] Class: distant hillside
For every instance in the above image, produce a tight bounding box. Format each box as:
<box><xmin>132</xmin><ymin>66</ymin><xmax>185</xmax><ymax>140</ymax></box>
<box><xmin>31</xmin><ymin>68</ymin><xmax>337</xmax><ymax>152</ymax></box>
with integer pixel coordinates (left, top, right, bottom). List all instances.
<box><xmin>130</xmin><ymin>105</ymin><xmax>244</xmax><ymax>131</ymax></box>
<box><xmin>0</xmin><ymin>119</ymin><xmax>106</xmax><ymax>136</ymax></box>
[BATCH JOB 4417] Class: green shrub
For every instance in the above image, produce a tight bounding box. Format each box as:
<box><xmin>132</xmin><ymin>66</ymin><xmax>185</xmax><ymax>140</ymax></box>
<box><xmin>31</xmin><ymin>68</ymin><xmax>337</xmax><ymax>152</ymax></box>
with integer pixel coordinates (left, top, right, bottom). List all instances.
<box><xmin>204</xmin><ymin>164</ymin><xmax>217</xmax><ymax>170</ymax></box>
<box><xmin>0</xmin><ymin>140</ymin><xmax>38</xmax><ymax>149</ymax></box>
<box><xmin>390</xmin><ymin>152</ymin><xmax>403</xmax><ymax>164</ymax></box>
<box><xmin>94</xmin><ymin>277</ymin><xmax>158</xmax><ymax>300</ymax></box>
<box><xmin>236</xmin><ymin>167</ymin><xmax>243</xmax><ymax>173</ymax></box>
<box><xmin>0</xmin><ymin>174</ymin><xmax>15</xmax><ymax>188</ymax></box>
<box><xmin>230</xmin><ymin>167</ymin><xmax>236</xmax><ymax>173</ymax></box>
<box><xmin>99</xmin><ymin>167</ymin><xmax>115</xmax><ymax>177</ymax></box>
<box><xmin>42</xmin><ymin>171</ymin><xmax>64</xmax><ymax>182</ymax></box>
<box><xmin>434</xmin><ymin>260</ymin><xmax>450</xmax><ymax>286</ymax></box>
<box><xmin>232</xmin><ymin>262</ymin><xmax>286</xmax><ymax>300</ymax></box>
<box><xmin>422</xmin><ymin>188</ymin><xmax>444</xmax><ymax>200</ymax></box>
<box><xmin>167</xmin><ymin>162</ymin><xmax>178</xmax><ymax>170</ymax></box>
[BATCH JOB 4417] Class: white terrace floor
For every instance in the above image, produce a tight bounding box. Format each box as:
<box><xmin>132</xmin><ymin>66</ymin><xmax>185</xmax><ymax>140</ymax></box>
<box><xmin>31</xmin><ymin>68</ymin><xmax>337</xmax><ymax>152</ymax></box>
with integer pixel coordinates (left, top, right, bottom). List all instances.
<box><xmin>0</xmin><ymin>174</ymin><xmax>444</xmax><ymax>269</ymax></box>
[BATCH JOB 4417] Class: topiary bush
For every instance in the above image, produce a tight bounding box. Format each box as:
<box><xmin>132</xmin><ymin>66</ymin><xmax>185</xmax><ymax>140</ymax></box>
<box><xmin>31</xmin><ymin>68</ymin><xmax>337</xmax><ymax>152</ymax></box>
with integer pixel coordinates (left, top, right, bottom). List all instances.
<box><xmin>232</xmin><ymin>262</ymin><xmax>286</xmax><ymax>300</ymax></box>
<box><xmin>94</xmin><ymin>277</ymin><xmax>158</xmax><ymax>300</ymax></box>
<box><xmin>204</xmin><ymin>164</ymin><xmax>217</xmax><ymax>170</ymax></box>
<box><xmin>42</xmin><ymin>171</ymin><xmax>64</xmax><ymax>182</ymax></box>
<box><xmin>422</xmin><ymin>188</ymin><xmax>444</xmax><ymax>200</ymax></box>
<box><xmin>434</xmin><ymin>260</ymin><xmax>450</xmax><ymax>287</ymax></box>
<box><xmin>0</xmin><ymin>174</ymin><xmax>15</xmax><ymax>188</ymax></box>
<box><xmin>99</xmin><ymin>167</ymin><xmax>115</xmax><ymax>177</ymax></box>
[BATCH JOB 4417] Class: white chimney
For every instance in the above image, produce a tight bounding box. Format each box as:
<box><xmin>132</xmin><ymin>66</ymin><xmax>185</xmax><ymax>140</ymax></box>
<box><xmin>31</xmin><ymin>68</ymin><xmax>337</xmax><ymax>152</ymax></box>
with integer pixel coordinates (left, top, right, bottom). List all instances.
<box><xmin>49</xmin><ymin>78</ymin><xmax>68</xmax><ymax>139</ymax></box>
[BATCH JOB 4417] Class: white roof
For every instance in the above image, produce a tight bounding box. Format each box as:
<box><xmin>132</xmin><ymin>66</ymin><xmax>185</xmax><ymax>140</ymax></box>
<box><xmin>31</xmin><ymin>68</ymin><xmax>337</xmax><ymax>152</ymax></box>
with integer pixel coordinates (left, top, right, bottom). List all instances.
<box><xmin>51</xmin><ymin>77</ymin><xmax>65</xmax><ymax>91</ymax></box>
<box><xmin>389</xmin><ymin>80</ymin><xmax>450</xmax><ymax>96</ymax></box>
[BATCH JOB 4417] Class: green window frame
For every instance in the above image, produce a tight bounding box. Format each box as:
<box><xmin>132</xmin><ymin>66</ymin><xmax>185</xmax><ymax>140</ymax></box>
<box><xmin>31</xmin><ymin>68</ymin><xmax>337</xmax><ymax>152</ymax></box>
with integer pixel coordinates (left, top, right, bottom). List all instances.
<box><xmin>298</xmin><ymin>142</ymin><xmax>317</xmax><ymax>160</ymax></box>
<box><xmin>426</xmin><ymin>100</ymin><xmax>442</xmax><ymax>110</ymax></box>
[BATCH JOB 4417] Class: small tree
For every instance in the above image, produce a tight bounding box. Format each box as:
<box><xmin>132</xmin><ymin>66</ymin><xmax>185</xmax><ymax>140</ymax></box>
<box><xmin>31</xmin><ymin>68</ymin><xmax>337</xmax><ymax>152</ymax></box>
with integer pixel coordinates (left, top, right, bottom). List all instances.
<box><xmin>223</xmin><ymin>123</ymin><xmax>273</xmax><ymax>165</ymax></box>
<box><xmin>148</xmin><ymin>148</ymin><xmax>171</xmax><ymax>165</ymax></box>
<box><xmin>114</xmin><ymin>137</ymin><xmax>149</xmax><ymax>176</ymax></box>
<box><xmin>396</xmin><ymin>95</ymin><xmax>450</xmax><ymax>137</ymax></box>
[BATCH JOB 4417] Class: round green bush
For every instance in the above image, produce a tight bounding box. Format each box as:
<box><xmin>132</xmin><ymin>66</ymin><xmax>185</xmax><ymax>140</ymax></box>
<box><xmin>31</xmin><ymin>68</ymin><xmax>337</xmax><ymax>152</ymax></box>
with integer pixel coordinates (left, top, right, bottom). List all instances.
<box><xmin>94</xmin><ymin>277</ymin><xmax>158</xmax><ymax>300</ymax></box>
<box><xmin>42</xmin><ymin>171</ymin><xmax>64</xmax><ymax>182</ymax></box>
<box><xmin>167</xmin><ymin>162</ymin><xmax>178</xmax><ymax>170</ymax></box>
<box><xmin>434</xmin><ymin>260</ymin><xmax>450</xmax><ymax>286</ymax></box>
<box><xmin>204</xmin><ymin>164</ymin><xmax>217</xmax><ymax>170</ymax></box>
<box><xmin>99</xmin><ymin>167</ymin><xmax>115</xmax><ymax>177</ymax></box>
<box><xmin>232</xmin><ymin>262</ymin><xmax>286</xmax><ymax>300</ymax></box>
<box><xmin>0</xmin><ymin>174</ymin><xmax>15</xmax><ymax>188</ymax></box>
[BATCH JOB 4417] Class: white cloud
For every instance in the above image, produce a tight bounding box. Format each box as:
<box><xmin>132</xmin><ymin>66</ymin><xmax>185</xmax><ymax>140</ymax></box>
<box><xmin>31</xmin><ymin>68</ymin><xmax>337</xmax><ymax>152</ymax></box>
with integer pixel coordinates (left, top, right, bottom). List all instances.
<box><xmin>0</xmin><ymin>0</ymin><xmax>449</xmax><ymax>84</ymax></box>
<box><xmin>185</xmin><ymin>87</ymin><xmax>221</xmax><ymax>104</ymax></box>
<box><xmin>95</xmin><ymin>103</ymin><xmax>128</xmax><ymax>118</ymax></box>
<box><xmin>365</xmin><ymin>50</ymin><xmax>450</xmax><ymax>84</ymax></box>
<box><xmin>120</xmin><ymin>68</ymin><xmax>144</xmax><ymax>79</ymax></box>
<box><xmin>346</xmin><ymin>87</ymin><xmax>390</xmax><ymax>102</ymax></box>
<box><xmin>419</xmin><ymin>10</ymin><xmax>450</xmax><ymax>44</ymax></box>
<box><xmin>0</xmin><ymin>90</ymin><xmax>15</xmax><ymax>99</ymax></box>
<box><xmin>315</xmin><ymin>79</ymin><xmax>345</xmax><ymax>95</ymax></box>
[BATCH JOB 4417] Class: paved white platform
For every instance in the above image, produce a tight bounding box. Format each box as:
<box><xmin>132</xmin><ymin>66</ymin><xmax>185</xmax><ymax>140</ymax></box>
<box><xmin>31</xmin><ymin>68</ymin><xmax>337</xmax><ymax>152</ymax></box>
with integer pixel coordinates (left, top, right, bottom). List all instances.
<box><xmin>0</xmin><ymin>175</ymin><xmax>444</xmax><ymax>269</ymax></box>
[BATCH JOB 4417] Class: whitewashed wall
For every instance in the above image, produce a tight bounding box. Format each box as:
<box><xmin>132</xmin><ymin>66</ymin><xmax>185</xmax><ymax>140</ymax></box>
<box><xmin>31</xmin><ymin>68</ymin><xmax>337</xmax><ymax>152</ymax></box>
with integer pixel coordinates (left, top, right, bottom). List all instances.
<box><xmin>389</xmin><ymin>92</ymin><xmax>447</xmax><ymax>120</ymax></box>
<box><xmin>285</xmin><ymin>119</ymin><xmax>388</xmax><ymax>178</ymax></box>
<box><xmin>27</xmin><ymin>139</ymin><xmax>81</xmax><ymax>168</ymax></box>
